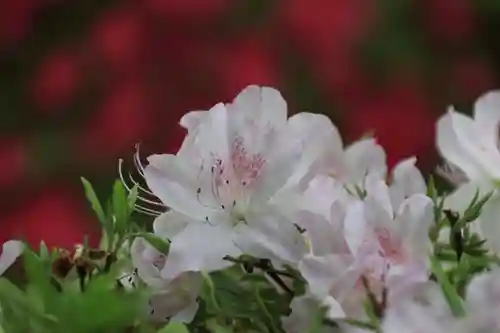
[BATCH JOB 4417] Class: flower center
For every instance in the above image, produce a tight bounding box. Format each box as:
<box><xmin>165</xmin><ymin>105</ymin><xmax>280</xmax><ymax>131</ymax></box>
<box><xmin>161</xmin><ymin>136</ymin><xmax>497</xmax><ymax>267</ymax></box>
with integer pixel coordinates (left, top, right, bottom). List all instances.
<box><xmin>196</xmin><ymin>136</ymin><xmax>266</xmax><ymax>224</ymax></box>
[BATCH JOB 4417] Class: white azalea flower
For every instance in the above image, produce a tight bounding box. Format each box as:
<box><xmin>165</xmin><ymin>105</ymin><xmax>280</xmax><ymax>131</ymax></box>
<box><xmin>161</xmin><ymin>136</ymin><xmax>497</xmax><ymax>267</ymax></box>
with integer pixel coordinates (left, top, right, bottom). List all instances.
<box><xmin>130</xmin><ymin>231</ymin><xmax>201</xmax><ymax>324</ymax></box>
<box><xmin>296</xmin><ymin>175</ymin><xmax>433</xmax><ymax>320</ymax></box>
<box><xmin>0</xmin><ymin>240</ymin><xmax>24</xmax><ymax>276</ymax></box>
<box><xmin>436</xmin><ymin>91</ymin><xmax>500</xmax><ymax>207</ymax></box>
<box><xmin>462</xmin><ymin>268</ymin><xmax>500</xmax><ymax>332</ymax></box>
<box><xmin>382</xmin><ymin>294</ymin><xmax>457</xmax><ymax>333</ymax></box>
<box><xmin>144</xmin><ymin>86</ymin><xmax>308</xmax><ymax>279</ymax></box>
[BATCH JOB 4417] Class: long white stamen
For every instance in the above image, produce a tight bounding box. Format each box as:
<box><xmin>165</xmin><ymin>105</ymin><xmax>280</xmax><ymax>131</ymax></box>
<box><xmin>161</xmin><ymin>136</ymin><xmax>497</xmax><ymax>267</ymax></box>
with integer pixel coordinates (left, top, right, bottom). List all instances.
<box><xmin>133</xmin><ymin>143</ymin><xmax>146</xmax><ymax>177</ymax></box>
<box><xmin>118</xmin><ymin>158</ymin><xmax>166</xmax><ymax>216</ymax></box>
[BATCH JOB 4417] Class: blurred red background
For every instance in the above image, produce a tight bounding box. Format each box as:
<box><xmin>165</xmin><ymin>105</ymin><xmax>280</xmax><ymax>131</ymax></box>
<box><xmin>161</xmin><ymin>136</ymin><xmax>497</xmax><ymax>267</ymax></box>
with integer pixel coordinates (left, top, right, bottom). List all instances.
<box><xmin>1</xmin><ymin>0</ymin><xmax>499</xmax><ymax>249</ymax></box>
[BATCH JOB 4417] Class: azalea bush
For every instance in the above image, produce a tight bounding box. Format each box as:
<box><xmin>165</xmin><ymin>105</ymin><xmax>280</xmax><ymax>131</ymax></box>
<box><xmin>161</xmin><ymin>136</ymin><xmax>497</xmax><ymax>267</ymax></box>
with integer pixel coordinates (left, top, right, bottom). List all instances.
<box><xmin>2</xmin><ymin>85</ymin><xmax>500</xmax><ymax>332</ymax></box>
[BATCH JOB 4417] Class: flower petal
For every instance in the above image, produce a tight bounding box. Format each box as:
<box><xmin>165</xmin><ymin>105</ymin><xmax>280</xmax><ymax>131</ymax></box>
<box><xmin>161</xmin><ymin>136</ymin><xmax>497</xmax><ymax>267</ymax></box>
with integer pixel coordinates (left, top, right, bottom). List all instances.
<box><xmin>344</xmin><ymin>138</ymin><xmax>387</xmax><ymax>183</ymax></box>
<box><xmin>235</xmin><ymin>209</ymin><xmax>307</xmax><ymax>267</ymax></box>
<box><xmin>170</xmin><ymin>300</ymin><xmax>199</xmax><ymax>323</ymax></box>
<box><xmin>229</xmin><ymin>85</ymin><xmax>287</xmax><ymax>129</ymax></box>
<box><xmin>477</xmin><ymin>192</ymin><xmax>500</xmax><ymax>254</ymax></box>
<box><xmin>299</xmin><ymin>254</ymin><xmax>357</xmax><ymax>304</ymax></box>
<box><xmin>153</xmin><ymin>211</ymin><xmax>194</xmax><ymax>240</ymax></box>
<box><xmin>296</xmin><ymin>207</ymin><xmax>344</xmax><ymax>257</ymax></box>
<box><xmin>145</xmin><ymin>154</ymin><xmax>213</xmax><ymax>220</ymax></box>
<box><xmin>0</xmin><ymin>240</ymin><xmax>23</xmax><ymax>276</ymax></box>
<box><xmin>180</xmin><ymin>110</ymin><xmax>207</xmax><ymax>131</ymax></box>
<box><xmin>365</xmin><ymin>173</ymin><xmax>394</xmax><ymax>220</ymax></box>
<box><xmin>131</xmin><ymin>237</ymin><xmax>164</xmax><ymax>288</ymax></box>
<box><xmin>395</xmin><ymin>194</ymin><xmax>434</xmax><ymax>261</ymax></box>
<box><xmin>343</xmin><ymin>200</ymin><xmax>366</xmax><ymax>255</ymax></box>
<box><xmin>473</xmin><ymin>91</ymin><xmax>500</xmax><ymax>150</ymax></box>
<box><xmin>160</xmin><ymin>222</ymin><xmax>240</xmax><ymax>279</ymax></box>
<box><xmin>436</xmin><ymin>109</ymin><xmax>491</xmax><ymax>181</ymax></box>
<box><xmin>281</xmin><ymin>294</ymin><xmax>322</xmax><ymax>333</ymax></box>
<box><xmin>390</xmin><ymin>157</ymin><xmax>426</xmax><ymax>209</ymax></box>
<box><xmin>283</xmin><ymin>112</ymin><xmax>345</xmax><ymax>189</ymax></box>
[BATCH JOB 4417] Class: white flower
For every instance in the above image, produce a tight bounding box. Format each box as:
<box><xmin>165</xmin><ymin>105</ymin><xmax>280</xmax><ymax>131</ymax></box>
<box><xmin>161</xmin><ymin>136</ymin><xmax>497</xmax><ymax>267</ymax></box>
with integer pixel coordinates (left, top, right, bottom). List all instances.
<box><xmin>436</xmin><ymin>91</ymin><xmax>500</xmax><ymax>206</ymax></box>
<box><xmin>462</xmin><ymin>268</ymin><xmax>500</xmax><ymax>332</ymax></box>
<box><xmin>144</xmin><ymin>86</ymin><xmax>308</xmax><ymax>279</ymax></box>
<box><xmin>297</xmin><ymin>134</ymin><xmax>387</xmax><ymax>190</ymax></box>
<box><xmin>130</xmin><ymin>230</ymin><xmax>201</xmax><ymax>324</ymax></box>
<box><xmin>382</xmin><ymin>295</ymin><xmax>457</xmax><ymax>333</ymax></box>
<box><xmin>0</xmin><ymin>240</ymin><xmax>23</xmax><ymax>276</ymax></box>
<box><xmin>296</xmin><ymin>175</ymin><xmax>433</xmax><ymax>319</ymax></box>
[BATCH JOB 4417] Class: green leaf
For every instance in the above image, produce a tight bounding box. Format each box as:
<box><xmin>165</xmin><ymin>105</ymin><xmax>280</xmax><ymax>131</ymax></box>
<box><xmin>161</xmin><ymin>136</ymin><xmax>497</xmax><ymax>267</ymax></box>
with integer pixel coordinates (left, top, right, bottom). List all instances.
<box><xmin>138</xmin><ymin>233</ymin><xmax>170</xmax><ymax>255</ymax></box>
<box><xmin>201</xmin><ymin>272</ymin><xmax>221</xmax><ymax>313</ymax></box>
<box><xmin>128</xmin><ymin>184</ymin><xmax>139</xmax><ymax>211</ymax></box>
<box><xmin>112</xmin><ymin>180</ymin><xmax>130</xmax><ymax>235</ymax></box>
<box><xmin>39</xmin><ymin>241</ymin><xmax>50</xmax><ymax>262</ymax></box>
<box><xmin>426</xmin><ymin>175</ymin><xmax>437</xmax><ymax>201</ymax></box>
<box><xmin>430</xmin><ymin>256</ymin><xmax>465</xmax><ymax>316</ymax></box>
<box><xmin>81</xmin><ymin>177</ymin><xmax>106</xmax><ymax>224</ymax></box>
<box><xmin>157</xmin><ymin>323</ymin><xmax>190</xmax><ymax>333</ymax></box>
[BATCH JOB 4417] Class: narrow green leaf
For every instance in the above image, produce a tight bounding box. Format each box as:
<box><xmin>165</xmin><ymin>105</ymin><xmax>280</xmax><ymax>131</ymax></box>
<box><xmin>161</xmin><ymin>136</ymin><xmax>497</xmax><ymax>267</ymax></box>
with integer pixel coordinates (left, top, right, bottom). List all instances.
<box><xmin>426</xmin><ymin>175</ymin><xmax>437</xmax><ymax>201</ymax></box>
<box><xmin>81</xmin><ymin>177</ymin><xmax>106</xmax><ymax>224</ymax></box>
<box><xmin>112</xmin><ymin>180</ymin><xmax>129</xmax><ymax>234</ymax></box>
<box><xmin>430</xmin><ymin>256</ymin><xmax>465</xmax><ymax>316</ymax></box>
<box><xmin>128</xmin><ymin>185</ymin><xmax>139</xmax><ymax>211</ymax></box>
<box><xmin>39</xmin><ymin>241</ymin><xmax>49</xmax><ymax>262</ymax></box>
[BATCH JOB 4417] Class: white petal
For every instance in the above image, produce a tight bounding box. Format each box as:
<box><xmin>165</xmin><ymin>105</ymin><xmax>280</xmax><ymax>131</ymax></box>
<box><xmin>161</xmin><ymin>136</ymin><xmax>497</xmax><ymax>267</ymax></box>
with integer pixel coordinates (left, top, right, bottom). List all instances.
<box><xmin>281</xmin><ymin>294</ymin><xmax>323</xmax><ymax>333</ymax></box>
<box><xmin>365</xmin><ymin>173</ymin><xmax>394</xmax><ymax>218</ymax></box>
<box><xmin>473</xmin><ymin>91</ymin><xmax>500</xmax><ymax>149</ymax></box>
<box><xmin>145</xmin><ymin>154</ymin><xmax>213</xmax><ymax>221</ymax></box>
<box><xmin>283</xmin><ymin>113</ymin><xmax>345</xmax><ymax>188</ymax></box>
<box><xmin>443</xmin><ymin>181</ymin><xmax>493</xmax><ymax>213</ymax></box>
<box><xmin>395</xmin><ymin>194</ymin><xmax>434</xmax><ymax>261</ymax></box>
<box><xmin>302</xmin><ymin>175</ymin><xmax>350</xmax><ymax>218</ymax></box>
<box><xmin>382</xmin><ymin>300</ymin><xmax>451</xmax><ymax>333</ymax></box>
<box><xmin>466</xmin><ymin>268</ymin><xmax>500</xmax><ymax>310</ymax></box>
<box><xmin>477</xmin><ymin>192</ymin><xmax>500</xmax><ymax>254</ymax></box>
<box><xmin>344</xmin><ymin>138</ymin><xmax>387</xmax><ymax>183</ymax></box>
<box><xmin>169</xmin><ymin>301</ymin><xmax>199</xmax><ymax>323</ymax></box>
<box><xmin>148</xmin><ymin>272</ymin><xmax>201</xmax><ymax>323</ymax></box>
<box><xmin>235</xmin><ymin>210</ymin><xmax>307</xmax><ymax>267</ymax></box>
<box><xmin>131</xmin><ymin>237</ymin><xmax>164</xmax><ymax>288</ymax></box>
<box><xmin>230</xmin><ymin>85</ymin><xmax>287</xmax><ymax>129</ymax></box>
<box><xmin>343</xmin><ymin>200</ymin><xmax>366</xmax><ymax>255</ymax></box>
<box><xmin>299</xmin><ymin>254</ymin><xmax>357</xmax><ymax>303</ymax></box>
<box><xmin>195</xmin><ymin>102</ymin><xmax>230</xmax><ymax>160</ymax></box>
<box><xmin>296</xmin><ymin>206</ymin><xmax>345</xmax><ymax>257</ymax></box>
<box><xmin>390</xmin><ymin>157</ymin><xmax>426</xmax><ymax>209</ymax></box>
<box><xmin>252</xmin><ymin>136</ymin><xmax>303</xmax><ymax>203</ymax></box>
<box><xmin>322</xmin><ymin>295</ymin><xmax>348</xmax><ymax>320</ymax></box>
<box><xmin>0</xmin><ymin>240</ymin><xmax>23</xmax><ymax>276</ymax></box>
<box><xmin>387</xmin><ymin>262</ymin><xmax>429</xmax><ymax>304</ymax></box>
<box><xmin>153</xmin><ymin>211</ymin><xmax>194</xmax><ymax>240</ymax></box>
<box><xmin>160</xmin><ymin>222</ymin><xmax>240</xmax><ymax>279</ymax></box>
<box><xmin>436</xmin><ymin>110</ymin><xmax>489</xmax><ymax>181</ymax></box>
<box><xmin>180</xmin><ymin>110</ymin><xmax>207</xmax><ymax>131</ymax></box>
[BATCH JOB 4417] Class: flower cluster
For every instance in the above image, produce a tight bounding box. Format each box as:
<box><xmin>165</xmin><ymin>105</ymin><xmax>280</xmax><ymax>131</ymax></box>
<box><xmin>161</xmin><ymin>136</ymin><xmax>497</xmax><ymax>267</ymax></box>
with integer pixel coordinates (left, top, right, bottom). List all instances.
<box><xmin>2</xmin><ymin>85</ymin><xmax>500</xmax><ymax>333</ymax></box>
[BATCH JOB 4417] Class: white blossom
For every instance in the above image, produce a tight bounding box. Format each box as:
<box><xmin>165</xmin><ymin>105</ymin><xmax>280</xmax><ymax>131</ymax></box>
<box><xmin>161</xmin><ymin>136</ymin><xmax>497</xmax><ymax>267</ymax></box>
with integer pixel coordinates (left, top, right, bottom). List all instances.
<box><xmin>144</xmin><ymin>86</ymin><xmax>309</xmax><ymax>279</ymax></box>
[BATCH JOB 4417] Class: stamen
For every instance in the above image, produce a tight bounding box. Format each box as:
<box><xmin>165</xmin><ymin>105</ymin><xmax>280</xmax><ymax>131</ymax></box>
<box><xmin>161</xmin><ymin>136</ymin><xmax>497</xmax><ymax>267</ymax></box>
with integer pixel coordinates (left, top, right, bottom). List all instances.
<box><xmin>119</xmin><ymin>160</ymin><xmax>164</xmax><ymax>206</ymax></box>
<box><xmin>118</xmin><ymin>157</ymin><xmax>167</xmax><ymax>217</ymax></box>
<box><xmin>133</xmin><ymin>143</ymin><xmax>146</xmax><ymax>177</ymax></box>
